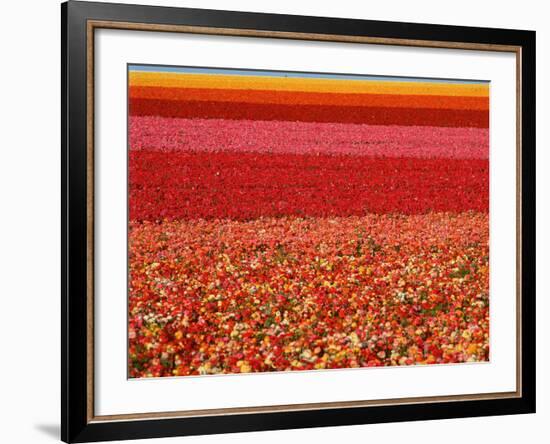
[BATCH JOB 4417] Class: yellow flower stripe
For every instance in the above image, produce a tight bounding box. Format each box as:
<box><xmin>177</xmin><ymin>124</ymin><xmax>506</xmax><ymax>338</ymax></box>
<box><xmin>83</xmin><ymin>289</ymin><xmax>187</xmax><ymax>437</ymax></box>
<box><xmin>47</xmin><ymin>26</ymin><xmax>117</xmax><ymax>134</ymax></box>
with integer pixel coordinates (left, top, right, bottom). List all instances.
<box><xmin>129</xmin><ymin>72</ymin><xmax>489</xmax><ymax>97</ymax></box>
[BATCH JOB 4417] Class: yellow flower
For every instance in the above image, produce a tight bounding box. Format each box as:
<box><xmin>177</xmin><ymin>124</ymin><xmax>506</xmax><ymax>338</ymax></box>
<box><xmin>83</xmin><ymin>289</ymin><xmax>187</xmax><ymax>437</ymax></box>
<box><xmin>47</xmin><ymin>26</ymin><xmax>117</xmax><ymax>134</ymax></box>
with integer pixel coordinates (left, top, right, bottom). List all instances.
<box><xmin>239</xmin><ymin>362</ymin><xmax>252</xmax><ymax>373</ymax></box>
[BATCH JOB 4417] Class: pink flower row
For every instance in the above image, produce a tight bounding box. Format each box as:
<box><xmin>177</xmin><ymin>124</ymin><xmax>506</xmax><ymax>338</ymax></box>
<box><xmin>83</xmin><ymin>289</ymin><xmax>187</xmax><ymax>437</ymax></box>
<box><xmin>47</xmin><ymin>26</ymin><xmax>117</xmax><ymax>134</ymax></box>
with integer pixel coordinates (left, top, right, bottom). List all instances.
<box><xmin>129</xmin><ymin>116</ymin><xmax>489</xmax><ymax>159</ymax></box>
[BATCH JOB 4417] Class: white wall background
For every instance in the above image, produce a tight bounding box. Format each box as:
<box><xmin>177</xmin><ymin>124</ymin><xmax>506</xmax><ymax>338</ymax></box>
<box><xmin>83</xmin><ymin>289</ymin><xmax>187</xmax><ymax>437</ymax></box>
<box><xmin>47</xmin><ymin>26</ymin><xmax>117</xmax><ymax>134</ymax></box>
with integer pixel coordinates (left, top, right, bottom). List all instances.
<box><xmin>0</xmin><ymin>0</ymin><xmax>546</xmax><ymax>443</ymax></box>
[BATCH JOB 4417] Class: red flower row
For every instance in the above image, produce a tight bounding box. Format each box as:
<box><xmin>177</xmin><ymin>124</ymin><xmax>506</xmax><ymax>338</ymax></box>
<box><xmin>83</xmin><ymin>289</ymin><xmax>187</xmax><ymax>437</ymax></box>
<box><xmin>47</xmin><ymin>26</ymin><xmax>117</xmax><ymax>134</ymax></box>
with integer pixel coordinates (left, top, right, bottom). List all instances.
<box><xmin>129</xmin><ymin>151</ymin><xmax>489</xmax><ymax>220</ymax></box>
<box><xmin>129</xmin><ymin>98</ymin><xmax>489</xmax><ymax>127</ymax></box>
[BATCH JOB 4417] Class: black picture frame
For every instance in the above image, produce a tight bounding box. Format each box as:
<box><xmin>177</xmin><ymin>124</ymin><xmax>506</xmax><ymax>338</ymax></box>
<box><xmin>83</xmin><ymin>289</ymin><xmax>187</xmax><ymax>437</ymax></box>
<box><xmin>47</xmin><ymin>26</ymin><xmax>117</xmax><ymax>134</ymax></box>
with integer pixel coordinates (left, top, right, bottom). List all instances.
<box><xmin>62</xmin><ymin>1</ymin><xmax>536</xmax><ymax>442</ymax></box>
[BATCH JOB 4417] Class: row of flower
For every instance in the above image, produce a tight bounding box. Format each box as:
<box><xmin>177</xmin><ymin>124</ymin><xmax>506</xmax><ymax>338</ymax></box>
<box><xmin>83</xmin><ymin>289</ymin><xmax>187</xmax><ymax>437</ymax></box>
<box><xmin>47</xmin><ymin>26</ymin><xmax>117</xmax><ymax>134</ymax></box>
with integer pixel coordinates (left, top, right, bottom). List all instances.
<box><xmin>129</xmin><ymin>151</ymin><xmax>488</xmax><ymax>220</ymax></box>
<box><xmin>129</xmin><ymin>98</ymin><xmax>489</xmax><ymax>127</ymax></box>
<box><xmin>128</xmin><ymin>213</ymin><xmax>489</xmax><ymax>377</ymax></box>
<box><xmin>129</xmin><ymin>116</ymin><xmax>489</xmax><ymax>159</ymax></box>
<box><xmin>129</xmin><ymin>86</ymin><xmax>489</xmax><ymax>110</ymax></box>
<box><xmin>128</xmin><ymin>71</ymin><xmax>489</xmax><ymax>97</ymax></box>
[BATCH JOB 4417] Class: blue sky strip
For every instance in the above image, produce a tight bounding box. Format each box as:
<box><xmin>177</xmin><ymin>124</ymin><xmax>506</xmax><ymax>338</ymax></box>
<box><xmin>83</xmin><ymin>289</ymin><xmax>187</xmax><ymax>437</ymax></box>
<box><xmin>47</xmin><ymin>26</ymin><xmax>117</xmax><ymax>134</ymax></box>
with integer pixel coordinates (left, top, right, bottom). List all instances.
<box><xmin>128</xmin><ymin>64</ymin><xmax>489</xmax><ymax>84</ymax></box>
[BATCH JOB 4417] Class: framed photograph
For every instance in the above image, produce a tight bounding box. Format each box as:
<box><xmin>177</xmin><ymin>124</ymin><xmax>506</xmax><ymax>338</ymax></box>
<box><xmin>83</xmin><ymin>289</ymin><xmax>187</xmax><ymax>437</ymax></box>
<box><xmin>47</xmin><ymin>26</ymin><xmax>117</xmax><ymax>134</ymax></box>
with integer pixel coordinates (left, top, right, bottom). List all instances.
<box><xmin>61</xmin><ymin>1</ymin><xmax>536</xmax><ymax>442</ymax></box>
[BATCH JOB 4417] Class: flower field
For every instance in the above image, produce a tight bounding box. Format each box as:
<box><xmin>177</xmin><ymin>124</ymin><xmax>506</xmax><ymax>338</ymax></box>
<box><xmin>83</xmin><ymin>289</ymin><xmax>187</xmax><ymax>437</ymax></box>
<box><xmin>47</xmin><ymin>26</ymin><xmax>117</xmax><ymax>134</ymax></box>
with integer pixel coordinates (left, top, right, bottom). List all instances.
<box><xmin>128</xmin><ymin>66</ymin><xmax>490</xmax><ymax>378</ymax></box>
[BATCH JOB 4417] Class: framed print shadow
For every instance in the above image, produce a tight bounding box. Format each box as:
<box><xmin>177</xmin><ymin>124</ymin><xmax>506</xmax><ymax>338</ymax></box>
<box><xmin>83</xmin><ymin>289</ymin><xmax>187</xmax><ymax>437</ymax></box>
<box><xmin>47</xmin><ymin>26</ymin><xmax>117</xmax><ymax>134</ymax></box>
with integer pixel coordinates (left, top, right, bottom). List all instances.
<box><xmin>61</xmin><ymin>1</ymin><xmax>536</xmax><ymax>442</ymax></box>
